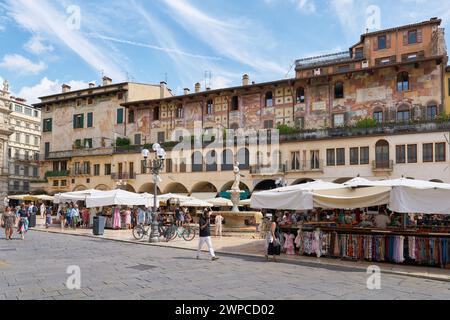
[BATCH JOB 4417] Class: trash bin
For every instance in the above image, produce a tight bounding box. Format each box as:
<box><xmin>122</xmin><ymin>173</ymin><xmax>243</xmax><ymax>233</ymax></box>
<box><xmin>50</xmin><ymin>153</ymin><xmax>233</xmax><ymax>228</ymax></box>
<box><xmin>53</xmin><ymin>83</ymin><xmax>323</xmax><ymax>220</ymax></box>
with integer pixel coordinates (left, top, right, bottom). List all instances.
<box><xmin>93</xmin><ymin>216</ymin><xmax>106</xmax><ymax>235</ymax></box>
<box><xmin>28</xmin><ymin>213</ymin><xmax>36</xmax><ymax>228</ymax></box>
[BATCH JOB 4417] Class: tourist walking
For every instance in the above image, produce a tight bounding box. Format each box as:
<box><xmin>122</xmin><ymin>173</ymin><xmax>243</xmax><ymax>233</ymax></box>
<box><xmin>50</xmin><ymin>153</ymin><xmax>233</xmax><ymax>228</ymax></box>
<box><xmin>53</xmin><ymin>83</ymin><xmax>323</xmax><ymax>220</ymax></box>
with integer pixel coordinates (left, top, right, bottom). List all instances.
<box><xmin>265</xmin><ymin>214</ymin><xmax>281</xmax><ymax>262</ymax></box>
<box><xmin>45</xmin><ymin>205</ymin><xmax>52</xmax><ymax>228</ymax></box>
<box><xmin>17</xmin><ymin>204</ymin><xmax>30</xmax><ymax>240</ymax></box>
<box><xmin>2</xmin><ymin>206</ymin><xmax>16</xmax><ymax>240</ymax></box>
<box><xmin>72</xmin><ymin>204</ymin><xmax>80</xmax><ymax>229</ymax></box>
<box><xmin>125</xmin><ymin>207</ymin><xmax>132</xmax><ymax>230</ymax></box>
<box><xmin>40</xmin><ymin>202</ymin><xmax>46</xmax><ymax>219</ymax></box>
<box><xmin>214</xmin><ymin>213</ymin><xmax>224</xmax><ymax>238</ymax></box>
<box><xmin>197</xmin><ymin>208</ymin><xmax>219</xmax><ymax>261</ymax></box>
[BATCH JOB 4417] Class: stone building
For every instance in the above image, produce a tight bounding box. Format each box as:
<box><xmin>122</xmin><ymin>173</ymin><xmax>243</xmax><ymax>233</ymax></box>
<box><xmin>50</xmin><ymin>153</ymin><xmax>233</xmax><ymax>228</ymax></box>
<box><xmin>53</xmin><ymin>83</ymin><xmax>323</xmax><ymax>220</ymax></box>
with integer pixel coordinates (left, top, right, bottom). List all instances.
<box><xmin>0</xmin><ymin>81</ymin><xmax>14</xmax><ymax>210</ymax></box>
<box><xmin>33</xmin><ymin>18</ymin><xmax>450</xmax><ymax>196</ymax></box>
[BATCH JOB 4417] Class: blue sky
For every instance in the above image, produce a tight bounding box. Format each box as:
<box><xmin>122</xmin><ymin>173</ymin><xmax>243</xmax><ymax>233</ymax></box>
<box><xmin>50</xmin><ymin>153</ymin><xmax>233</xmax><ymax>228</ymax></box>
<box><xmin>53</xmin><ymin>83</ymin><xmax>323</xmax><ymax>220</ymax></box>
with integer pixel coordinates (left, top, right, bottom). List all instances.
<box><xmin>0</xmin><ymin>0</ymin><xmax>449</xmax><ymax>103</ymax></box>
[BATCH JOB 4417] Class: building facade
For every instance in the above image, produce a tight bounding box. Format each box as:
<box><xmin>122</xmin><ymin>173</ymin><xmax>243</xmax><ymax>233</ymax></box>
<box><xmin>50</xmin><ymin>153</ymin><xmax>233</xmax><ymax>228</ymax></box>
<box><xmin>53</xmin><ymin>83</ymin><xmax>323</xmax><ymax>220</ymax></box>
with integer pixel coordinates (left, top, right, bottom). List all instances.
<box><xmin>33</xmin><ymin>18</ymin><xmax>450</xmax><ymax>197</ymax></box>
<box><xmin>0</xmin><ymin>81</ymin><xmax>14</xmax><ymax>209</ymax></box>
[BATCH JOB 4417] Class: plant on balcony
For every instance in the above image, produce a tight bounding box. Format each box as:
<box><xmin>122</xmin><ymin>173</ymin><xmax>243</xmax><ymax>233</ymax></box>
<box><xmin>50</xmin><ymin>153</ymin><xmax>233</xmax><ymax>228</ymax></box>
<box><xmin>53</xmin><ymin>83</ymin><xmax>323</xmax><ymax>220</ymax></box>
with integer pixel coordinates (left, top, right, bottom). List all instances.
<box><xmin>276</xmin><ymin>124</ymin><xmax>301</xmax><ymax>135</ymax></box>
<box><xmin>45</xmin><ymin>170</ymin><xmax>69</xmax><ymax>177</ymax></box>
<box><xmin>354</xmin><ymin>118</ymin><xmax>378</xmax><ymax>129</ymax></box>
<box><xmin>116</xmin><ymin>137</ymin><xmax>131</xmax><ymax>147</ymax></box>
<box><xmin>436</xmin><ymin>112</ymin><xmax>450</xmax><ymax>123</ymax></box>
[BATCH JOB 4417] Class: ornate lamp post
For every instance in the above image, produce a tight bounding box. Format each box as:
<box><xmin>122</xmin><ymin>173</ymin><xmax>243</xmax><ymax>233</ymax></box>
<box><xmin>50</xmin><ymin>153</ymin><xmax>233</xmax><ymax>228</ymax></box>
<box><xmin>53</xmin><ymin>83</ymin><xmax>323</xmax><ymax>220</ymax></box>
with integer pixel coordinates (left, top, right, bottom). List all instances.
<box><xmin>141</xmin><ymin>143</ymin><xmax>166</xmax><ymax>243</ymax></box>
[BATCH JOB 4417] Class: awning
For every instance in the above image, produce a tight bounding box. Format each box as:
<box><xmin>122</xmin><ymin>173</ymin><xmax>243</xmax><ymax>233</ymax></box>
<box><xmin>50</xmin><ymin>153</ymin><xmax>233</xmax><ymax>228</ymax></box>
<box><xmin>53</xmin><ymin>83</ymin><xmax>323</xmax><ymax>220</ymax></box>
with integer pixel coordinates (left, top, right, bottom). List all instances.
<box><xmin>206</xmin><ymin>197</ymin><xmax>233</xmax><ymax>207</ymax></box>
<box><xmin>313</xmin><ymin>187</ymin><xmax>390</xmax><ymax>209</ymax></box>
<box><xmin>7</xmin><ymin>194</ymin><xmax>54</xmax><ymax>202</ymax></box>
<box><xmin>85</xmin><ymin>189</ymin><xmax>156</xmax><ymax>208</ymax></box>
<box><xmin>180</xmin><ymin>198</ymin><xmax>213</xmax><ymax>208</ymax></box>
<box><xmin>190</xmin><ymin>192</ymin><xmax>218</xmax><ymax>200</ymax></box>
<box><xmin>54</xmin><ymin>189</ymin><xmax>103</xmax><ymax>204</ymax></box>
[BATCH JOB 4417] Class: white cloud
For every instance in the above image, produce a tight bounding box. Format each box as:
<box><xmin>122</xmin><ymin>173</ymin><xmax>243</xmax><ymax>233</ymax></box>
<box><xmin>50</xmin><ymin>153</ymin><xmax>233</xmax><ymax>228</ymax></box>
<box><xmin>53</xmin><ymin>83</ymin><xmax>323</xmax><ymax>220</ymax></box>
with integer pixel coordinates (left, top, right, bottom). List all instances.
<box><xmin>329</xmin><ymin>0</ymin><xmax>363</xmax><ymax>39</ymax></box>
<box><xmin>24</xmin><ymin>36</ymin><xmax>54</xmax><ymax>55</ymax></box>
<box><xmin>295</xmin><ymin>0</ymin><xmax>316</xmax><ymax>13</ymax></box>
<box><xmin>0</xmin><ymin>54</ymin><xmax>46</xmax><ymax>75</ymax></box>
<box><xmin>14</xmin><ymin>77</ymin><xmax>91</xmax><ymax>104</ymax></box>
<box><xmin>5</xmin><ymin>0</ymin><xmax>126</xmax><ymax>81</ymax></box>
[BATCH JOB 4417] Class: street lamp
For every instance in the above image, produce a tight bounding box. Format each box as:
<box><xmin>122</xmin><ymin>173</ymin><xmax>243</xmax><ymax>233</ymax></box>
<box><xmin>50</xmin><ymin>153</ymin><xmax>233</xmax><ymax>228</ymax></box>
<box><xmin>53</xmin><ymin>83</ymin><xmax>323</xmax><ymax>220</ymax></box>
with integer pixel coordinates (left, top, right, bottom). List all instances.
<box><xmin>142</xmin><ymin>143</ymin><xmax>166</xmax><ymax>243</ymax></box>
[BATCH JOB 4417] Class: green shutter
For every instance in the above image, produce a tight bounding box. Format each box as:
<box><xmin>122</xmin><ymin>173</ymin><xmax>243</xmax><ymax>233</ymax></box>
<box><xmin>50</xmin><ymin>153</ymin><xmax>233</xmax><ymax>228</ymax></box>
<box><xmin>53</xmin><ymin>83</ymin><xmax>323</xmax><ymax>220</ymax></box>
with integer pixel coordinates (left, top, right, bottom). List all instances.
<box><xmin>80</xmin><ymin>114</ymin><xmax>84</xmax><ymax>128</ymax></box>
<box><xmin>117</xmin><ymin>109</ymin><xmax>124</xmax><ymax>124</ymax></box>
<box><xmin>73</xmin><ymin>115</ymin><xmax>76</xmax><ymax>129</ymax></box>
<box><xmin>87</xmin><ymin>113</ymin><xmax>93</xmax><ymax>127</ymax></box>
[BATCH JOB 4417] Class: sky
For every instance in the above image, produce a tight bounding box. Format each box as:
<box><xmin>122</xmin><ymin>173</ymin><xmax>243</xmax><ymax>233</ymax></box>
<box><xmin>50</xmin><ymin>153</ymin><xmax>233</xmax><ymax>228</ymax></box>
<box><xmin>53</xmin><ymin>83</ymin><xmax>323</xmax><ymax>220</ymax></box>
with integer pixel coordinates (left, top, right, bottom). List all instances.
<box><xmin>0</xmin><ymin>0</ymin><xmax>450</xmax><ymax>104</ymax></box>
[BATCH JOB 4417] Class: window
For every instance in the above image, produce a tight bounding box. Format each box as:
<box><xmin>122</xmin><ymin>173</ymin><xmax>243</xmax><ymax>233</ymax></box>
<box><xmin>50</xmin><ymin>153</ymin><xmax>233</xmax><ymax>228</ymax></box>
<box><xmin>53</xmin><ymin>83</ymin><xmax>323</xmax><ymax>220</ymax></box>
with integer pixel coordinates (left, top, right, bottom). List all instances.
<box><xmin>23</xmin><ymin>181</ymin><xmax>29</xmax><ymax>192</ymax></box>
<box><xmin>295</xmin><ymin>117</ymin><xmax>305</xmax><ymax>129</ymax></box>
<box><xmin>23</xmin><ymin>166</ymin><xmax>29</xmax><ymax>177</ymax></box>
<box><xmin>60</xmin><ymin>180</ymin><xmax>67</xmax><ymax>187</ymax></box>
<box><xmin>53</xmin><ymin>180</ymin><xmax>59</xmax><ymax>187</ymax></box>
<box><xmin>176</xmin><ymin>106</ymin><xmax>183</xmax><ymax>119</ymax></box>
<box><xmin>206</xmin><ymin>100</ymin><xmax>213</xmax><ymax>115</ymax></box>
<box><xmin>34</xmin><ymin>137</ymin><xmax>39</xmax><ymax>146</ymax></box>
<box><xmin>378</xmin><ymin>35</ymin><xmax>387</xmax><ymax>50</ymax></box>
<box><xmin>291</xmin><ymin>151</ymin><xmax>300</xmax><ymax>170</ymax></box>
<box><xmin>118</xmin><ymin>92</ymin><xmax>124</xmax><ymax>100</ymax></box>
<box><xmin>310</xmin><ymin>150</ymin><xmax>320</xmax><ymax>169</ymax></box>
<box><xmin>129</xmin><ymin>162</ymin><xmax>134</xmax><ymax>175</ymax></box>
<box><xmin>74</xmin><ymin>162</ymin><xmax>81</xmax><ymax>175</ymax></box>
<box><xmin>73</xmin><ymin>114</ymin><xmax>84</xmax><ymax>129</ymax></box>
<box><xmin>397</xmin><ymin>72</ymin><xmax>409</xmax><ymax>92</ymax></box>
<box><xmin>157</xmin><ymin>131</ymin><xmax>165</xmax><ymax>143</ymax></box>
<box><xmin>375</xmin><ymin>140</ymin><xmax>390</xmax><ymax>168</ymax></box>
<box><xmin>360</xmin><ymin>147</ymin><xmax>369</xmax><ymax>164</ymax></box>
<box><xmin>296</xmin><ymin>87</ymin><xmax>305</xmax><ymax>103</ymax></box>
<box><xmin>333</xmin><ymin>114</ymin><xmax>345</xmax><ymax>127</ymax></box>
<box><xmin>25</xmin><ymin>135</ymin><xmax>30</xmax><ymax>144</ymax></box>
<box><xmin>33</xmin><ymin>167</ymin><xmax>38</xmax><ymax>177</ymax></box>
<box><xmin>134</xmin><ymin>134</ymin><xmax>141</xmax><ymax>145</ymax></box>
<box><xmin>43</xmin><ymin>119</ymin><xmax>52</xmax><ymax>132</ymax></box>
<box><xmin>34</xmin><ymin>110</ymin><xmax>39</xmax><ymax>117</ymax></box>
<box><xmin>61</xmin><ymin>161</ymin><xmax>67</xmax><ymax>171</ymax></box>
<box><xmin>374</xmin><ymin>111</ymin><xmax>383</xmax><ymax>124</ymax></box>
<box><xmin>355</xmin><ymin>47</ymin><xmax>364</xmax><ymax>59</ymax></box>
<box><xmin>14</xmin><ymin>165</ymin><xmax>20</xmax><ymax>175</ymax></box>
<box><xmin>427</xmin><ymin>105</ymin><xmax>437</xmax><ymax>120</ymax></box>
<box><xmin>45</xmin><ymin>142</ymin><xmax>50</xmax><ymax>158</ymax></box>
<box><xmin>334</xmin><ymin>82</ymin><xmax>344</xmax><ymax>99</ymax></box>
<box><xmin>350</xmin><ymin>147</ymin><xmax>359</xmax><ymax>165</ymax></box>
<box><xmin>263</xmin><ymin>120</ymin><xmax>273</xmax><ymax>129</ymax></box>
<box><xmin>396</xmin><ymin>145</ymin><xmax>406</xmax><ymax>164</ymax></box>
<box><xmin>82</xmin><ymin>162</ymin><xmax>91</xmax><ymax>174</ymax></box>
<box><xmin>74</xmin><ymin>139</ymin><xmax>82</xmax><ymax>148</ymax></box>
<box><xmin>128</xmin><ymin>110</ymin><xmax>135</xmax><ymax>123</ymax></box>
<box><xmin>103</xmin><ymin>164</ymin><xmax>111</xmax><ymax>176</ymax></box>
<box><xmin>153</xmin><ymin>106</ymin><xmax>160</xmax><ymax>120</ymax></box>
<box><xmin>397</xmin><ymin>108</ymin><xmax>410</xmax><ymax>123</ymax></box>
<box><xmin>336</xmin><ymin>148</ymin><xmax>345</xmax><ymax>166</ymax></box>
<box><xmin>117</xmin><ymin>108</ymin><xmax>124</xmax><ymax>124</ymax></box>
<box><xmin>15</xmin><ymin>105</ymin><xmax>23</xmax><ymax>113</ymax></box>
<box><xmin>87</xmin><ymin>112</ymin><xmax>93</xmax><ymax>127</ymax></box>
<box><xmin>423</xmin><ymin>143</ymin><xmax>433</xmax><ymax>162</ymax></box>
<box><xmin>265</xmin><ymin>92</ymin><xmax>273</xmax><ymax>107</ymax></box>
<box><xmin>15</xmin><ymin>132</ymin><xmax>20</xmax><ymax>143</ymax></box>
<box><xmin>407</xmin><ymin>144</ymin><xmax>417</xmax><ymax>163</ymax></box>
<box><xmin>408</xmin><ymin>30</ymin><xmax>417</xmax><ymax>44</ymax></box>
<box><xmin>25</xmin><ymin>123</ymin><xmax>30</xmax><ymax>129</ymax></box>
<box><xmin>326</xmin><ymin>149</ymin><xmax>335</xmax><ymax>166</ymax></box>
<box><xmin>166</xmin><ymin>159</ymin><xmax>173</xmax><ymax>173</ymax></box>
<box><xmin>87</xmin><ymin>98</ymin><xmax>93</xmax><ymax>105</ymax></box>
<box><xmin>436</xmin><ymin>143</ymin><xmax>446</xmax><ymax>162</ymax></box>
<box><xmin>231</xmin><ymin>96</ymin><xmax>239</xmax><ymax>111</ymax></box>
<box><xmin>84</xmin><ymin>138</ymin><xmax>93</xmax><ymax>149</ymax></box>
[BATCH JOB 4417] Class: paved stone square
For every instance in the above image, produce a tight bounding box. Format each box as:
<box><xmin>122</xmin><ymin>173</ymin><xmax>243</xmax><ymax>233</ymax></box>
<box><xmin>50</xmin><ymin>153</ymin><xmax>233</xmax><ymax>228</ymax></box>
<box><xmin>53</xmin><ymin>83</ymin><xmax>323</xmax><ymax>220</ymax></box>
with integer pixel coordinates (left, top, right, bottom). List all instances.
<box><xmin>0</xmin><ymin>231</ymin><xmax>449</xmax><ymax>300</ymax></box>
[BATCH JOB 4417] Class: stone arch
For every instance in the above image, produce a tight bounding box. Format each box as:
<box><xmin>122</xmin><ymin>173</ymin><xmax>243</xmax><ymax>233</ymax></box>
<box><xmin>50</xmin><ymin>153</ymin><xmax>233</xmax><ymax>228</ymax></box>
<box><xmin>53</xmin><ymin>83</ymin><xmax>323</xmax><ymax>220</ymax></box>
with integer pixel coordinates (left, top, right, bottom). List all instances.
<box><xmin>94</xmin><ymin>184</ymin><xmax>110</xmax><ymax>191</ymax></box>
<box><xmin>138</xmin><ymin>183</ymin><xmax>162</xmax><ymax>194</ymax></box>
<box><xmin>164</xmin><ymin>182</ymin><xmax>189</xmax><ymax>194</ymax></box>
<box><xmin>120</xmin><ymin>184</ymin><xmax>136</xmax><ymax>193</ymax></box>
<box><xmin>191</xmin><ymin>181</ymin><xmax>218</xmax><ymax>193</ymax></box>
<box><xmin>291</xmin><ymin>178</ymin><xmax>315</xmax><ymax>185</ymax></box>
<box><xmin>220</xmin><ymin>181</ymin><xmax>250</xmax><ymax>193</ymax></box>
<box><xmin>254</xmin><ymin>179</ymin><xmax>276</xmax><ymax>191</ymax></box>
<box><xmin>73</xmin><ymin>185</ymin><xmax>87</xmax><ymax>191</ymax></box>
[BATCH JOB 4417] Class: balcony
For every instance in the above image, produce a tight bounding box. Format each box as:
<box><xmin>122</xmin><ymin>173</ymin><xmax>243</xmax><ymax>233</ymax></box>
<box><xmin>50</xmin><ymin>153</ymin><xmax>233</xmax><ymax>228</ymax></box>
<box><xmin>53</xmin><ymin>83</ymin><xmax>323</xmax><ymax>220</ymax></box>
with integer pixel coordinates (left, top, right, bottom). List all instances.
<box><xmin>372</xmin><ymin>160</ymin><xmax>394</xmax><ymax>172</ymax></box>
<box><xmin>286</xmin><ymin>160</ymin><xmax>324</xmax><ymax>173</ymax></box>
<box><xmin>71</xmin><ymin>168</ymin><xmax>91</xmax><ymax>176</ymax></box>
<box><xmin>296</xmin><ymin>51</ymin><xmax>354</xmax><ymax>70</ymax></box>
<box><xmin>45</xmin><ymin>170</ymin><xmax>70</xmax><ymax>178</ymax></box>
<box><xmin>375</xmin><ymin>55</ymin><xmax>397</xmax><ymax>66</ymax></box>
<box><xmin>401</xmin><ymin>51</ymin><xmax>425</xmax><ymax>62</ymax></box>
<box><xmin>111</xmin><ymin>172</ymin><xmax>137</xmax><ymax>180</ymax></box>
<box><xmin>250</xmin><ymin>164</ymin><xmax>286</xmax><ymax>175</ymax></box>
<box><xmin>10</xmin><ymin>154</ymin><xmax>40</xmax><ymax>162</ymax></box>
<box><xmin>46</xmin><ymin>147</ymin><xmax>114</xmax><ymax>160</ymax></box>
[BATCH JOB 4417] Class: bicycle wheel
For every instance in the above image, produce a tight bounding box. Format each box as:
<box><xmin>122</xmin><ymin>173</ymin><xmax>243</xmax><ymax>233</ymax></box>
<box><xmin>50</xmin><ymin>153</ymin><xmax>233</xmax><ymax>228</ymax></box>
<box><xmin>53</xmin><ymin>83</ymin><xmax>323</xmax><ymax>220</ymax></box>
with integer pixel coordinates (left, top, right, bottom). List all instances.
<box><xmin>182</xmin><ymin>227</ymin><xmax>196</xmax><ymax>241</ymax></box>
<box><xmin>132</xmin><ymin>225</ymin><xmax>145</xmax><ymax>240</ymax></box>
<box><xmin>165</xmin><ymin>225</ymin><xmax>176</xmax><ymax>242</ymax></box>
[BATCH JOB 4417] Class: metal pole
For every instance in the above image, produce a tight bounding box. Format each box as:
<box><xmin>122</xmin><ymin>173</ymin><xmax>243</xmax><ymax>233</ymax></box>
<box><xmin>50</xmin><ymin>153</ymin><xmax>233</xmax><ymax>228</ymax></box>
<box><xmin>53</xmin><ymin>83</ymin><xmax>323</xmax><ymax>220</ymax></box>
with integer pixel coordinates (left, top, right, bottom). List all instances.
<box><xmin>149</xmin><ymin>160</ymin><xmax>160</xmax><ymax>243</ymax></box>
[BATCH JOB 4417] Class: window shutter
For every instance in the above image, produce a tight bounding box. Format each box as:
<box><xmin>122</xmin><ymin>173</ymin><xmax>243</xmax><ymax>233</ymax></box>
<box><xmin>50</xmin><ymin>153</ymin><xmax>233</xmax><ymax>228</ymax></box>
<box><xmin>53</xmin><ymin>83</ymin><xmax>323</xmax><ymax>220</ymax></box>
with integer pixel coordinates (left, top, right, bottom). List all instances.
<box><xmin>73</xmin><ymin>115</ymin><xmax>76</xmax><ymax>129</ymax></box>
<box><xmin>386</xmin><ymin>34</ymin><xmax>391</xmax><ymax>49</ymax></box>
<box><xmin>373</xmin><ymin>38</ymin><xmax>378</xmax><ymax>51</ymax></box>
<box><xmin>417</xmin><ymin>29</ymin><xmax>423</xmax><ymax>43</ymax></box>
<box><xmin>403</xmin><ymin>31</ymin><xmax>408</xmax><ymax>46</ymax></box>
<box><xmin>87</xmin><ymin>113</ymin><xmax>93</xmax><ymax>127</ymax></box>
<box><xmin>80</xmin><ymin>114</ymin><xmax>84</xmax><ymax>128</ymax></box>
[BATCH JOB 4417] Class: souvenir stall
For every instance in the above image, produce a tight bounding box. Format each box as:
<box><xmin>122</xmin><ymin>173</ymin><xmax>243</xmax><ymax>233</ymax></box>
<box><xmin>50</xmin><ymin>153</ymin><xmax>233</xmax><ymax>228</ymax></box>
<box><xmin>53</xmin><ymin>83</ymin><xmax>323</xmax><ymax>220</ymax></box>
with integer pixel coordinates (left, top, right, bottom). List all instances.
<box><xmin>251</xmin><ymin>178</ymin><xmax>450</xmax><ymax>269</ymax></box>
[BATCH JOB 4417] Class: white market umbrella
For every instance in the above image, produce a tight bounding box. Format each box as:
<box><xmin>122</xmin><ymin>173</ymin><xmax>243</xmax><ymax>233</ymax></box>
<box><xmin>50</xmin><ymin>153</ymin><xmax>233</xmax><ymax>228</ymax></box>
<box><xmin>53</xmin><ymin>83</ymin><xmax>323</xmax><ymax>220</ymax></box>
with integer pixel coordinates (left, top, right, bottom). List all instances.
<box><xmin>180</xmin><ymin>198</ymin><xmax>213</xmax><ymax>208</ymax></box>
<box><xmin>206</xmin><ymin>197</ymin><xmax>233</xmax><ymax>207</ymax></box>
<box><xmin>157</xmin><ymin>193</ymin><xmax>191</xmax><ymax>202</ymax></box>
<box><xmin>54</xmin><ymin>189</ymin><xmax>103</xmax><ymax>204</ymax></box>
<box><xmin>251</xmin><ymin>180</ymin><xmax>346</xmax><ymax>210</ymax></box>
<box><xmin>85</xmin><ymin>189</ymin><xmax>156</xmax><ymax>208</ymax></box>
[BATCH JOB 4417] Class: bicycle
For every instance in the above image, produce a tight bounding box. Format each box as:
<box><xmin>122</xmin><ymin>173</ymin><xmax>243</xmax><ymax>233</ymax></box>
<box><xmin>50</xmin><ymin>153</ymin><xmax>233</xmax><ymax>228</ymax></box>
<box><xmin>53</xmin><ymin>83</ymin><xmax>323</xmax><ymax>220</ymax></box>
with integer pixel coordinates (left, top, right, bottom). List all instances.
<box><xmin>164</xmin><ymin>223</ymin><xmax>196</xmax><ymax>242</ymax></box>
<box><xmin>132</xmin><ymin>222</ymin><xmax>168</xmax><ymax>240</ymax></box>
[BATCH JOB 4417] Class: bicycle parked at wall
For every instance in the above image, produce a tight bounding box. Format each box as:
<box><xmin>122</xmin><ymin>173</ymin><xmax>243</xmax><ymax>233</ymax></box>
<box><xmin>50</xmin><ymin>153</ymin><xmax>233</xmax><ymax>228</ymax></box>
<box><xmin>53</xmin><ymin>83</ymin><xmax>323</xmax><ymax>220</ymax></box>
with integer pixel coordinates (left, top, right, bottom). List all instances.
<box><xmin>164</xmin><ymin>223</ymin><xmax>196</xmax><ymax>242</ymax></box>
<box><xmin>132</xmin><ymin>222</ymin><xmax>168</xmax><ymax>240</ymax></box>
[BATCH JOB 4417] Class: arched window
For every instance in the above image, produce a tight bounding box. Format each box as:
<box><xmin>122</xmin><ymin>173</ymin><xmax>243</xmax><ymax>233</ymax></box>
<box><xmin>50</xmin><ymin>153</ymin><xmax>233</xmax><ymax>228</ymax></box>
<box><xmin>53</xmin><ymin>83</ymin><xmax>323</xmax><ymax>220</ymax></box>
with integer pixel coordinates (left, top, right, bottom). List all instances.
<box><xmin>373</xmin><ymin>108</ymin><xmax>383</xmax><ymax>124</ymax></box>
<box><xmin>397</xmin><ymin>72</ymin><xmax>409</xmax><ymax>92</ymax></box>
<box><xmin>296</xmin><ymin>87</ymin><xmax>305</xmax><ymax>103</ymax></box>
<box><xmin>153</xmin><ymin>106</ymin><xmax>160</xmax><ymax>120</ymax></box>
<box><xmin>265</xmin><ymin>91</ymin><xmax>273</xmax><ymax>107</ymax></box>
<box><xmin>191</xmin><ymin>152</ymin><xmax>203</xmax><ymax>172</ymax></box>
<box><xmin>237</xmin><ymin>148</ymin><xmax>250</xmax><ymax>169</ymax></box>
<box><xmin>334</xmin><ymin>82</ymin><xmax>344</xmax><ymax>99</ymax></box>
<box><xmin>231</xmin><ymin>96</ymin><xmax>239</xmax><ymax>111</ymax></box>
<box><xmin>221</xmin><ymin>149</ymin><xmax>234</xmax><ymax>171</ymax></box>
<box><xmin>375</xmin><ymin>140</ymin><xmax>390</xmax><ymax>169</ymax></box>
<box><xmin>176</xmin><ymin>105</ymin><xmax>184</xmax><ymax>119</ymax></box>
<box><xmin>397</xmin><ymin>105</ymin><xmax>410</xmax><ymax>123</ymax></box>
<box><xmin>206</xmin><ymin>100</ymin><xmax>213</xmax><ymax>115</ymax></box>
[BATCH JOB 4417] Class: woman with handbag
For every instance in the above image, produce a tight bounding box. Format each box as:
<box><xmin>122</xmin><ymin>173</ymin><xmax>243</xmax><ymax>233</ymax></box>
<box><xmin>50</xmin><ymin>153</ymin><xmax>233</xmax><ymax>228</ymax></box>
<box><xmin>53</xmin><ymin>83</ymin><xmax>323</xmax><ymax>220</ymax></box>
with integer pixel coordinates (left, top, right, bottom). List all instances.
<box><xmin>266</xmin><ymin>214</ymin><xmax>281</xmax><ymax>262</ymax></box>
<box><xmin>2</xmin><ymin>206</ymin><xmax>16</xmax><ymax>240</ymax></box>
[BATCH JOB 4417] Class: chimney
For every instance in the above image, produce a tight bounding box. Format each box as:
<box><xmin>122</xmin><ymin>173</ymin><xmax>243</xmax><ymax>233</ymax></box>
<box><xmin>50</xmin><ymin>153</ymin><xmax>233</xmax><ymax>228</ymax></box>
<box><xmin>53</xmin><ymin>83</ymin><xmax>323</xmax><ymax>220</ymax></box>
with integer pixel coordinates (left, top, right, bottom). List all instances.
<box><xmin>206</xmin><ymin>87</ymin><xmax>211</xmax><ymax>91</ymax></box>
<box><xmin>184</xmin><ymin>88</ymin><xmax>190</xmax><ymax>95</ymax></box>
<box><xmin>62</xmin><ymin>84</ymin><xmax>71</xmax><ymax>93</ymax></box>
<box><xmin>242</xmin><ymin>74</ymin><xmax>249</xmax><ymax>86</ymax></box>
<box><xmin>89</xmin><ymin>82</ymin><xmax>95</xmax><ymax>88</ymax></box>
<box><xmin>252</xmin><ymin>81</ymin><xmax>256</xmax><ymax>85</ymax></box>
<box><xmin>195</xmin><ymin>82</ymin><xmax>201</xmax><ymax>93</ymax></box>
<box><xmin>102</xmin><ymin>76</ymin><xmax>112</xmax><ymax>86</ymax></box>
<box><xmin>160</xmin><ymin>81</ymin><xmax>167</xmax><ymax>98</ymax></box>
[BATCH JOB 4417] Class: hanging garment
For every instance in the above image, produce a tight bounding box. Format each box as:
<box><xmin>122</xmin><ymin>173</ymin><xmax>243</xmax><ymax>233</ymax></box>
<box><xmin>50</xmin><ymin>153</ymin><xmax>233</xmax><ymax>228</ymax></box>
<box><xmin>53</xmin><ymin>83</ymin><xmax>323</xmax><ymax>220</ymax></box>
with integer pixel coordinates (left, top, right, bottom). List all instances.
<box><xmin>113</xmin><ymin>207</ymin><xmax>121</xmax><ymax>229</ymax></box>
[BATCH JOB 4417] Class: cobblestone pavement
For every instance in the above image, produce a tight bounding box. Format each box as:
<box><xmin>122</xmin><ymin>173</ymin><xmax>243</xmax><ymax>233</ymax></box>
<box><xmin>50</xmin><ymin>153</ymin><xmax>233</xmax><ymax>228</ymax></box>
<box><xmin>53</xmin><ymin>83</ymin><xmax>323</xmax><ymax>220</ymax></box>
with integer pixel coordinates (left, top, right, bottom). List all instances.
<box><xmin>0</xmin><ymin>231</ymin><xmax>449</xmax><ymax>300</ymax></box>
